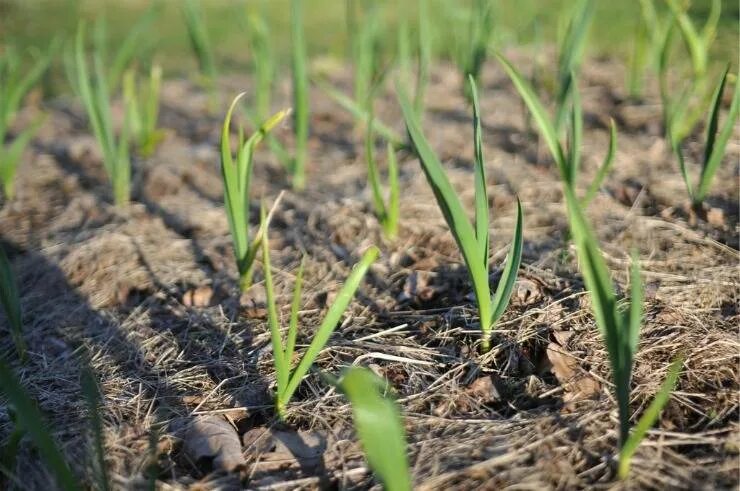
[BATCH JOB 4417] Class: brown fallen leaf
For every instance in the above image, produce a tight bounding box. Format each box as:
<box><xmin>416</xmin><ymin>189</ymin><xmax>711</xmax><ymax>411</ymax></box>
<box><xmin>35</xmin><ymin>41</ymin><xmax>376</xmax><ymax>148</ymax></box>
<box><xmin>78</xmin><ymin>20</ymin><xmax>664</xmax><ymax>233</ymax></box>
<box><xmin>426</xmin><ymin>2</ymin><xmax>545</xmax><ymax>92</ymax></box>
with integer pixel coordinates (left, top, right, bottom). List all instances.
<box><xmin>398</xmin><ymin>270</ymin><xmax>444</xmax><ymax>303</ymax></box>
<box><xmin>546</xmin><ymin>342</ymin><xmax>600</xmax><ymax>410</ymax></box>
<box><xmin>552</xmin><ymin>330</ymin><xmax>573</xmax><ymax>347</ymax></box>
<box><xmin>706</xmin><ymin>207</ymin><xmax>726</xmax><ymax>228</ymax></box>
<box><xmin>512</xmin><ymin>278</ymin><xmax>544</xmax><ymax>306</ymax></box>
<box><xmin>465</xmin><ymin>376</ymin><xmax>500</xmax><ymax>404</ymax></box>
<box><xmin>546</xmin><ymin>342</ymin><xmax>579</xmax><ymax>383</ymax></box>
<box><xmin>183</xmin><ymin>286</ymin><xmax>214</xmax><ymax>307</ymax></box>
<box><xmin>183</xmin><ymin>416</ymin><xmax>245</xmax><ymax>473</ymax></box>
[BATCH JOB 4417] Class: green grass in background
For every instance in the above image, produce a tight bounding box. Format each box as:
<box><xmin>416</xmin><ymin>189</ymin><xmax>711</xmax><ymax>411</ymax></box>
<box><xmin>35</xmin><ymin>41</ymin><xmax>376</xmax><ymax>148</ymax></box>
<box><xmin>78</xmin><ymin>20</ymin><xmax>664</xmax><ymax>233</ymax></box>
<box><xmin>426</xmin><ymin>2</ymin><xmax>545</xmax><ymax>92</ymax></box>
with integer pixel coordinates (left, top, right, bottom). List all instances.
<box><xmin>1</xmin><ymin>0</ymin><xmax>736</xmax><ymax>79</ymax></box>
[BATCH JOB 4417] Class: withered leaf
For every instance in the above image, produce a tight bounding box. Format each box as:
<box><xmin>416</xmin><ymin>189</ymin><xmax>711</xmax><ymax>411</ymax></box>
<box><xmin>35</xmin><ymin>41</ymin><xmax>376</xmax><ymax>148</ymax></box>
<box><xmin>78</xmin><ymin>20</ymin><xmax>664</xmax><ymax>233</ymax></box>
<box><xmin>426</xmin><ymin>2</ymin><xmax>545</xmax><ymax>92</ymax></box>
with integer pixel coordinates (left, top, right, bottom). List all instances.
<box><xmin>183</xmin><ymin>416</ymin><xmax>245</xmax><ymax>472</ymax></box>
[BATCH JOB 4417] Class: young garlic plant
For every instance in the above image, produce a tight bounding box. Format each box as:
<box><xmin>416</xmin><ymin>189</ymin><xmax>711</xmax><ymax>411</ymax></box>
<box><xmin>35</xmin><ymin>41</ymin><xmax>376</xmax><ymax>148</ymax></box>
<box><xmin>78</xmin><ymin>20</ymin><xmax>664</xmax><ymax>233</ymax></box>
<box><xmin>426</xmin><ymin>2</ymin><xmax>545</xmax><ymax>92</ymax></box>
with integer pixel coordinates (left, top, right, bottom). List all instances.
<box><xmin>240</xmin><ymin>8</ymin><xmax>292</xmax><ymax>171</ymax></box>
<box><xmin>627</xmin><ymin>0</ymin><xmax>673</xmax><ymax>99</ymax></box>
<box><xmin>354</xmin><ymin>2</ymin><xmax>381</xmax><ymax>119</ymax></box>
<box><xmin>674</xmin><ymin>66</ymin><xmax>740</xmax><ymax>209</ymax></box>
<box><xmin>73</xmin><ymin>23</ymin><xmax>131</xmax><ymax>207</ymax></box>
<box><xmin>262</xmin><ymin>213</ymin><xmax>379</xmax><ymax>419</ymax></box>
<box><xmin>660</xmin><ymin>0</ymin><xmax>721</xmax><ymax>143</ymax></box>
<box><xmin>335</xmin><ymin>367</ymin><xmax>411</xmax><ymax>491</ymax></box>
<box><xmin>553</xmin><ymin>0</ymin><xmax>594</xmax><ymax>134</ymax></box>
<box><xmin>0</xmin><ymin>361</ymin><xmax>79</xmax><ymax>490</ymax></box>
<box><xmin>182</xmin><ymin>0</ymin><xmax>217</xmax><ymax>94</ymax></box>
<box><xmin>459</xmin><ymin>0</ymin><xmax>494</xmax><ymax>102</ymax></box>
<box><xmin>500</xmin><ymin>51</ymin><xmax>684</xmax><ymax>481</ymax></box>
<box><xmin>290</xmin><ymin>0</ymin><xmax>309</xmax><ymax>190</ymax></box>
<box><xmin>220</xmin><ymin>93</ymin><xmax>289</xmax><ymax>292</ymax></box>
<box><xmin>0</xmin><ymin>42</ymin><xmax>55</xmax><ymax>200</ymax></box>
<box><xmin>496</xmin><ymin>53</ymin><xmax>617</xmax><ymax>208</ymax></box>
<box><xmin>123</xmin><ymin>64</ymin><xmax>163</xmax><ymax>157</ymax></box>
<box><xmin>365</xmin><ymin>112</ymin><xmax>399</xmax><ymax>240</ymax></box>
<box><xmin>398</xmin><ymin>76</ymin><xmax>524</xmax><ymax>353</ymax></box>
<box><xmin>397</xmin><ymin>0</ymin><xmax>431</xmax><ymax>119</ymax></box>
<box><xmin>244</xmin><ymin>10</ymin><xmax>275</xmax><ymax>123</ymax></box>
<box><xmin>0</xmin><ymin>245</ymin><xmax>25</xmax><ymax>359</ymax></box>
<box><xmin>563</xmin><ymin>183</ymin><xmax>683</xmax><ymax>479</ymax></box>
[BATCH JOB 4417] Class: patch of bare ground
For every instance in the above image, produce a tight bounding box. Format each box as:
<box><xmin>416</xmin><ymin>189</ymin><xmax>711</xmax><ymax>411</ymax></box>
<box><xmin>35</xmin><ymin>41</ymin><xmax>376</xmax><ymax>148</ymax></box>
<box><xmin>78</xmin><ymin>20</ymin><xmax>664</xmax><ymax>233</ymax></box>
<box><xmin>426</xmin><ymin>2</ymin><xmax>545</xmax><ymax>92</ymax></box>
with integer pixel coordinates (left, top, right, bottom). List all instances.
<box><xmin>0</xmin><ymin>49</ymin><xmax>738</xmax><ymax>489</ymax></box>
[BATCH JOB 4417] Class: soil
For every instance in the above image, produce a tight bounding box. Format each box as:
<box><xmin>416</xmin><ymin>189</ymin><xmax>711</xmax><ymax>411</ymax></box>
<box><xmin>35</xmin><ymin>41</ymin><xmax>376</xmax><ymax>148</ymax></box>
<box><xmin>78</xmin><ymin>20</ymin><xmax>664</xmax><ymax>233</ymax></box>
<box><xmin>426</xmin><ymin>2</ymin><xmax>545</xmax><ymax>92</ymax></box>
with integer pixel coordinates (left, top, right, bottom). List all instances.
<box><xmin>1</xmin><ymin>50</ymin><xmax>738</xmax><ymax>490</ymax></box>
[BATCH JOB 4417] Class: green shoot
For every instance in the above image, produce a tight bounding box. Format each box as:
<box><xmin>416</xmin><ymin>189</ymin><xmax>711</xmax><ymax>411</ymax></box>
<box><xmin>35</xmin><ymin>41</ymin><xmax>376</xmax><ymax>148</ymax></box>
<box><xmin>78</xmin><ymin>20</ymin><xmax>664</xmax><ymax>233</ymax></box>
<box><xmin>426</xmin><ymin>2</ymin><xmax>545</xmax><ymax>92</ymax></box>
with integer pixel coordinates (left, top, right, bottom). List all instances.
<box><xmin>239</xmin><ymin>9</ymin><xmax>290</xmax><ymax>172</ymax></box>
<box><xmin>81</xmin><ymin>366</ymin><xmax>110</xmax><ymax>491</ymax></box>
<box><xmin>617</xmin><ymin>356</ymin><xmax>683</xmax><ymax>479</ymax></box>
<box><xmin>0</xmin><ymin>407</ymin><xmax>24</xmax><ymax>478</ymax></box>
<box><xmin>96</xmin><ymin>4</ymin><xmax>159</xmax><ymax>91</ymax></box>
<box><xmin>553</xmin><ymin>0</ymin><xmax>594</xmax><ymax>133</ymax></box>
<box><xmin>0</xmin><ymin>245</ymin><xmax>25</xmax><ymax>360</ymax></box>
<box><xmin>499</xmin><ymin>48</ymin><xmax>683</xmax><ymax>478</ymax></box>
<box><xmin>397</xmin><ymin>20</ymin><xmax>412</xmax><ymax>91</ymax></box>
<box><xmin>0</xmin><ymin>45</ymin><xmax>53</xmax><ymax>129</ymax></box>
<box><xmin>73</xmin><ymin>23</ymin><xmax>131</xmax><ymax>207</ymax></box>
<box><xmin>665</xmin><ymin>0</ymin><xmax>720</xmax><ymax>80</ymax></box>
<box><xmin>315</xmin><ymin>77</ymin><xmax>404</xmax><ymax>148</ymax></box>
<box><xmin>290</xmin><ymin>0</ymin><xmax>309</xmax><ymax>190</ymax></box>
<box><xmin>415</xmin><ymin>0</ymin><xmax>432</xmax><ymax>118</ymax></box>
<box><xmin>220</xmin><ymin>93</ymin><xmax>289</xmax><ymax>292</ymax></box>
<box><xmin>0</xmin><ymin>42</ymin><xmax>54</xmax><ymax>200</ymax></box>
<box><xmin>673</xmin><ymin>66</ymin><xmax>740</xmax><ymax>208</ymax></box>
<box><xmin>398</xmin><ymin>1</ymin><xmax>431</xmax><ymax>119</ymax></box>
<box><xmin>562</xmin><ymin>183</ymin><xmax>684</xmax><ymax>480</ymax></box>
<box><xmin>182</xmin><ymin>0</ymin><xmax>217</xmax><ymax>91</ymax></box>
<box><xmin>354</xmin><ymin>2</ymin><xmax>380</xmax><ymax>117</ymax></box>
<box><xmin>0</xmin><ymin>361</ymin><xmax>79</xmax><ymax>491</ymax></box>
<box><xmin>262</xmin><ymin>216</ymin><xmax>379</xmax><ymax>419</ymax></box>
<box><xmin>244</xmin><ymin>10</ymin><xmax>275</xmax><ymax>122</ymax></box>
<box><xmin>627</xmin><ymin>12</ymin><xmax>650</xmax><ymax>98</ymax></box>
<box><xmin>628</xmin><ymin>0</ymin><xmax>673</xmax><ymax>99</ymax></box>
<box><xmin>336</xmin><ymin>367</ymin><xmax>411</xmax><ymax>491</ymax></box>
<box><xmin>0</xmin><ymin>116</ymin><xmax>44</xmax><ymax>201</ymax></box>
<box><xmin>495</xmin><ymin>52</ymin><xmax>617</xmax><ymax>207</ymax></box>
<box><xmin>459</xmin><ymin>0</ymin><xmax>495</xmax><ymax>102</ymax></box>
<box><xmin>365</xmin><ymin>115</ymin><xmax>400</xmax><ymax>239</ymax></box>
<box><xmin>397</xmin><ymin>76</ymin><xmax>523</xmax><ymax>353</ymax></box>
<box><xmin>660</xmin><ymin>0</ymin><xmax>722</xmax><ymax>142</ymax></box>
<box><xmin>123</xmin><ymin>64</ymin><xmax>163</xmax><ymax>157</ymax></box>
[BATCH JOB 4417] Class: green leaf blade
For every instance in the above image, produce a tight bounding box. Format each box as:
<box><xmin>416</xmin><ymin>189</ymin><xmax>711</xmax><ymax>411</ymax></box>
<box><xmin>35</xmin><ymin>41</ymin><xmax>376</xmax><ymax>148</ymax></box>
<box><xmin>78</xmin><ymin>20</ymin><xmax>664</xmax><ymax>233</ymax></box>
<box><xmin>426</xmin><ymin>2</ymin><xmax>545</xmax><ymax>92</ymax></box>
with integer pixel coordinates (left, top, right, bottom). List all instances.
<box><xmin>0</xmin><ymin>362</ymin><xmax>79</xmax><ymax>491</ymax></box>
<box><xmin>618</xmin><ymin>356</ymin><xmax>683</xmax><ymax>479</ymax></box>
<box><xmin>489</xmin><ymin>198</ymin><xmax>524</xmax><ymax>327</ymax></box>
<box><xmin>338</xmin><ymin>368</ymin><xmax>411</xmax><ymax>491</ymax></box>
<box><xmin>495</xmin><ymin>52</ymin><xmax>568</xmax><ymax>180</ymax></box>
<box><xmin>281</xmin><ymin>246</ymin><xmax>379</xmax><ymax>406</ymax></box>
<box><xmin>396</xmin><ymin>80</ymin><xmax>492</xmax><ymax>336</ymax></box>
<box><xmin>696</xmin><ymin>67</ymin><xmax>740</xmax><ymax>203</ymax></box>
<box><xmin>470</xmin><ymin>75</ymin><xmax>489</xmax><ymax>274</ymax></box>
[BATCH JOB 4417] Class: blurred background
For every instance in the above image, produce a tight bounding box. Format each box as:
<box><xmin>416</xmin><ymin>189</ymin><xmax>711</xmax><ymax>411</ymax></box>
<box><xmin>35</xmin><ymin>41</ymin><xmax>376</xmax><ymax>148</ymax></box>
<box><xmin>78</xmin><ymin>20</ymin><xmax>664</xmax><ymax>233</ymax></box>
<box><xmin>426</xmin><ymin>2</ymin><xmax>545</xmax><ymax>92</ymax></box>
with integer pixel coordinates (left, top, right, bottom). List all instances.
<box><xmin>1</xmin><ymin>0</ymin><xmax>737</xmax><ymax>79</ymax></box>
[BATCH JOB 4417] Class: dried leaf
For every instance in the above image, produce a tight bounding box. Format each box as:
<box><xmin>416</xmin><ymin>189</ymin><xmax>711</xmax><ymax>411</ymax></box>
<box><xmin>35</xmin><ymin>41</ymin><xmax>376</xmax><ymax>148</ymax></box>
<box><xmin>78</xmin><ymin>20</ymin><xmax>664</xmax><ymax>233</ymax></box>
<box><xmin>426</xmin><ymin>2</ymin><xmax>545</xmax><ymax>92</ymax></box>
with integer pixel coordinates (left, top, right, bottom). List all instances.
<box><xmin>513</xmin><ymin>278</ymin><xmax>543</xmax><ymax>306</ymax></box>
<box><xmin>465</xmin><ymin>376</ymin><xmax>500</xmax><ymax>404</ymax></box>
<box><xmin>398</xmin><ymin>270</ymin><xmax>443</xmax><ymax>303</ymax></box>
<box><xmin>183</xmin><ymin>416</ymin><xmax>245</xmax><ymax>472</ymax></box>
<box><xmin>546</xmin><ymin>342</ymin><xmax>578</xmax><ymax>383</ymax></box>
<box><xmin>706</xmin><ymin>207</ymin><xmax>726</xmax><ymax>228</ymax></box>
<box><xmin>546</xmin><ymin>342</ymin><xmax>600</xmax><ymax>409</ymax></box>
<box><xmin>551</xmin><ymin>330</ymin><xmax>573</xmax><ymax>347</ymax></box>
<box><xmin>182</xmin><ymin>286</ymin><xmax>213</xmax><ymax>307</ymax></box>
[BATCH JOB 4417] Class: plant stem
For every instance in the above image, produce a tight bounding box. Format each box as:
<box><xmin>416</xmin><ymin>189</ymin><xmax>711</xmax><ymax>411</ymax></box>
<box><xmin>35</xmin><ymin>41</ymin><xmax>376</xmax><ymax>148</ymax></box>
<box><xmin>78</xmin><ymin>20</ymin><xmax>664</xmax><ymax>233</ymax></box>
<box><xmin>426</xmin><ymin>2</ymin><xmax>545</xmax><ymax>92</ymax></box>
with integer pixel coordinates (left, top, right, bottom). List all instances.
<box><xmin>480</xmin><ymin>334</ymin><xmax>491</xmax><ymax>354</ymax></box>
